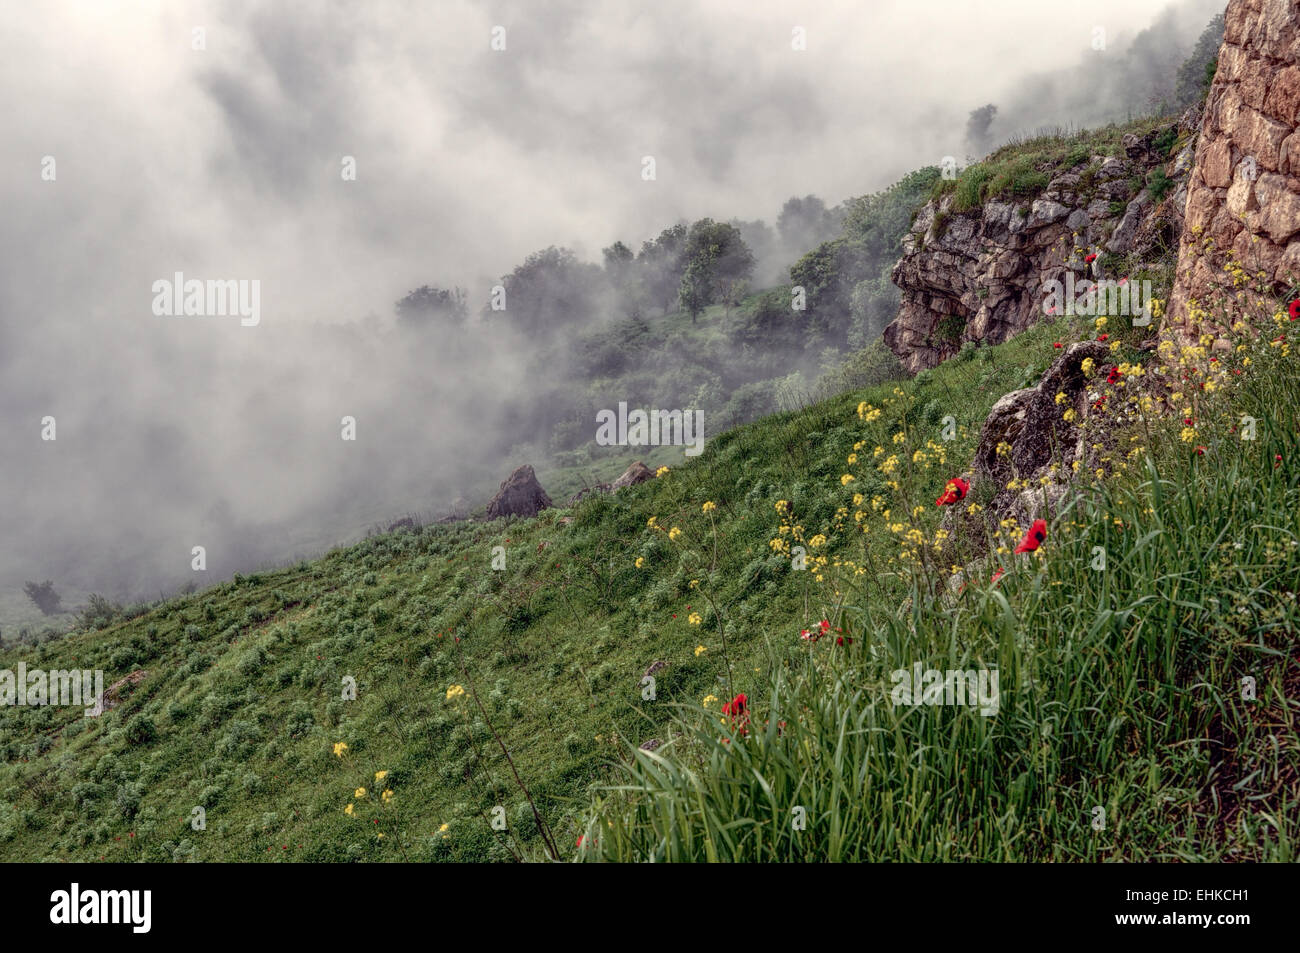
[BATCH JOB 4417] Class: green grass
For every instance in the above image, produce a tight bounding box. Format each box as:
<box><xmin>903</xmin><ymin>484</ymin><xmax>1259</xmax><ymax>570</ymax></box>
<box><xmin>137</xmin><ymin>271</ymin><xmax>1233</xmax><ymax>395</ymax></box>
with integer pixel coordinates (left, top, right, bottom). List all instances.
<box><xmin>934</xmin><ymin>116</ymin><xmax>1174</xmax><ymax>214</ymax></box>
<box><xmin>1</xmin><ymin>299</ymin><xmax>1295</xmax><ymax>863</ymax></box>
<box><xmin>0</xmin><ymin>314</ymin><xmax>1080</xmax><ymax>862</ymax></box>
<box><xmin>582</xmin><ymin>306</ymin><xmax>1300</xmax><ymax>862</ymax></box>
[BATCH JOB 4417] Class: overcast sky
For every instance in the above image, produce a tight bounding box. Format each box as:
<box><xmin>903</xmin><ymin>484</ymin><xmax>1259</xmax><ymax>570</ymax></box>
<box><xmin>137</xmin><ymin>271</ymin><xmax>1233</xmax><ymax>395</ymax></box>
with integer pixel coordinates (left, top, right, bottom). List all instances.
<box><xmin>0</xmin><ymin>0</ymin><xmax>1223</xmax><ymax>605</ymax></box>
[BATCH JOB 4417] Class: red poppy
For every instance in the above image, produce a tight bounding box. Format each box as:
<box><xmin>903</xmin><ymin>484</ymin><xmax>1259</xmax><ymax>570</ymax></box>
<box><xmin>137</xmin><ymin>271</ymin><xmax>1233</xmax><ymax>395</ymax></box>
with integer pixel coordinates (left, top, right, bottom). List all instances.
<box><xmin>1195</xmin><ymin>446</ymin><xmax>1207</xmax><ymax>455</ymax></box>
<box><xmin>1053</xmin><ymin>342</ymin><xmax>1063</xmax><ymax>348</ymax></box>
<box><xmin>1085</xmin><ymin>253</ymin><xmax>1098</xmax><ymax>264</ymax></box>
<box><xmin>935</xmin><ymin>477</ymin><xmax>970</xmax><ymax>506</ymax></box>
<box><xmin>722</xmin><ymin>694</ymin><xmax>748</xmax><ymax>718</ymax></box>
<box><xmin>836</xmin><ymin>636</ymin><xmax>853</xmax><ymax>647</ymax></box>
<box><xmin>1097</xmin><ymin>333</ymin><xmax>1109</xmax><ymax>341</ymax></box>
<box><xmin>1014</xmin><ymin>519</ymin><xmax>1047</xmax><ymax>554</ymax></box>
<box><xmin>991</xmin><ymin>567</ymin><xmax>1005</xmax><ymax>585</ymax></box>
<box><xmin>820</xmin><ymin>619</ymin><xmax>831</xmax><ymax>633</ymax></box>
<box><xmin>1184</xmin><ymin>417</ymin><xmax>1194</xmax><ymax>425</ymax></box>
<box><xmin>1276</xmin><ymin>454</ymin><xmax>1283</xmax><ymax>469</ymax></box>
<box><xmin>1289</xmin><ymin>299</ymin><xmax>1300</xmax><ymax>320</ymax></box>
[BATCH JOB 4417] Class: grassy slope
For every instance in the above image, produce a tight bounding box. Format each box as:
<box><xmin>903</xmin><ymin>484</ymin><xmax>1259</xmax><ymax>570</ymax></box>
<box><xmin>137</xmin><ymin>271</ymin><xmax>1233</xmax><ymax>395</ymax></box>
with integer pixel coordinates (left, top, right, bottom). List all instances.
<box><xmin>584</xmin><ymin>299</ymin><xmax>1300</xmax><ymax>861</ymax></box>
<box><xmin>0</xmin><ymin>315</ymin><xmax>1064</xmax><ymax>862</ymax></box>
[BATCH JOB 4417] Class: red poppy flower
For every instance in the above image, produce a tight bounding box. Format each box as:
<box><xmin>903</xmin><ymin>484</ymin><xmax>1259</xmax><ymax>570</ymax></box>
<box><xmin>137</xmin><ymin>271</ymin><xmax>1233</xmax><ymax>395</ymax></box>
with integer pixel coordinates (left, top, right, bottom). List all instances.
<box><xmin>836</xmin><ymin>636</ymin><xmax>853</xmax><ymax>647</ymax></box>
<box><xmin>991</xmin><ymin>567</ymin><xmax>1005</xmax><ymax>585</ymax></box>
<box><xmin>1276</xmin><ymin>454</ymin><xmax>1283</xmax><ymax>468</ymax></box>
<box><xmin>1053</xmin><ymin>342</ymin><xmax>1063</xmax><ymax>348</ymax></box>
<box><xmin>1014</xmin><ymin>519</ymin><xmax>1047</xmax><ymax>554</ymax></box>
<box><xmin>1097</xmin><ymin>333</ymin><xmax>1109</xmax><ymax>341</ymax></box>
<box><xmin>1195</xmin><ymin>446</ymin><xmax>1207</xmax><ymax>455</ymax></box>
<box><xmin>820</xmin><ymin>619</ymin><xmax>831</xmax><ymax>633</ymax></box>
<box><xmin>1085</xmin><ymin>253</ymin><xmax>1098</xmax><ymax>264</ymax></box>
<box><xmin>935</xmin><ymin>477</ymin><xmax>970</xmax><ymax>506</ymax></box>
<box><xmin>722</xmin><ymin>694</ymin><xmax>748</xmax><ymax>718</ymax></box>
<box><xmin>1289</xmin><ymin>299</ymin><xmax>1300</xmax><ymax>320</ymax></box>
<box><xmin>1184</xmin><ymin>417</ymin><xmax>1194</xmax><ymax>425</ymax></box>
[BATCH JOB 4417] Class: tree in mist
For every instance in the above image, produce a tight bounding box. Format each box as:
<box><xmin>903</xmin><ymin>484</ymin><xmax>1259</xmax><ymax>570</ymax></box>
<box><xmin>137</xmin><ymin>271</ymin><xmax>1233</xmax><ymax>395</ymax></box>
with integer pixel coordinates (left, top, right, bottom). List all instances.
<box><xmin>730</xmin><ymin>218</ymin><xmax>775</xmax><ymax>264</ymax></box>
<box><xmin>494</xmin><ymin>246</ymin><xmax>602</xmax><ymax>336</ymax></box>
<box><xmin>729</xmin><ymin>288</ymin><xmax>805</xmax><ymax>352</ymax></box>
<box><xmin>965</xmin><ymin>104</ymin><xmax>998</xmax><ymax>159</ymax></box>
<box><xmin>677</xmin><ymin>219</ymin><xmax>754</xmax><ymax>323</ymax></box>
<box><xmin>395</xmin><ymin>284</ymin><xmax>468</xmax><ymax>327</ymax></box>
<box><xmin>1175</xmin><ymin>13</ymin><xmax>1225</xmax><ymax>109</ymax></box>
<box><xmin>23</xmin><ymin>580</ymin><xmax>62</xmax><ymax>616</ymax></box>
<box><xmin>848</xmin><ymin>276</ymin><xmax>900</xmax><ymax>349</ymax></box>
<box><xmin>776</xmin><ymin>195</ymin><xmax>837</xmax><ymax>256</ymax></box>
<box><xmin>77</xmin><ymin>594</ymin><xmax>122</xmax><ymax>631</ymax></box>
<box><xmin>601</xmin><ymin>240</ymin><xmax>641</xmax><ymax>318</ymax></box>
<box><xmin>789</xmin><ymin>166</ymin><xmax>940</xmax><ymax>348</ymax></box>
<box><xmin>637</xmin><ymin>223</ymin><xmax>689</xmax><ymax>314</ymax></box>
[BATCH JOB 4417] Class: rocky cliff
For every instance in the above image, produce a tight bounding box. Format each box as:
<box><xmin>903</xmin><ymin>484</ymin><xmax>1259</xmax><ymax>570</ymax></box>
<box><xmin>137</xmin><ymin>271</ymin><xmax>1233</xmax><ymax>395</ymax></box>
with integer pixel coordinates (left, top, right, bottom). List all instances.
<box><xmin>1168</xmin><ymin>0</ymin><xmax>1300</xmax><ymax>337</ymax></box>
<box><xmin>884</xmin><ymin>118</ymin><xmax>1199</xmax><ymax>374</ymax></box>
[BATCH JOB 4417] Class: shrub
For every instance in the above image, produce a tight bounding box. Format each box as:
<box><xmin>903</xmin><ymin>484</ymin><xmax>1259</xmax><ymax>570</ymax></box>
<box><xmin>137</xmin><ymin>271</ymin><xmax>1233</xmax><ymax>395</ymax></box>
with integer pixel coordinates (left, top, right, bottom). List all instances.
<box><xmin>123</xmin><ymin>714</ymin><xmax>157</xmax><ymax>746</ymax></box>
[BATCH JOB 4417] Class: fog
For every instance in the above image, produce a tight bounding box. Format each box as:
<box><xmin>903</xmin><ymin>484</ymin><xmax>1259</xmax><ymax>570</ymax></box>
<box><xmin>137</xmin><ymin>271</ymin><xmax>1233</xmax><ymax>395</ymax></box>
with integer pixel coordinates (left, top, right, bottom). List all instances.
<box><xmin>0</xmin><ymin>0</ymin><xmax>1224</xmax><ymax>617</ymax></box>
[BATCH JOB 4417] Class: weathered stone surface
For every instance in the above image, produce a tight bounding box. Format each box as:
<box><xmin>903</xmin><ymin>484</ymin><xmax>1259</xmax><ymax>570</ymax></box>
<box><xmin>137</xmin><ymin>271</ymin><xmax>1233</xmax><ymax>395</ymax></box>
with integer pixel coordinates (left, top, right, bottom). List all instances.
<box><xmin>611</xmin><ymin>460</ymin><xmax>655</xmax><ymax>490</ymax></box>
<box><xmin>1169</xmin><ymin>0</ymin><xmax>1300</xmax><ymax>337</ymax></box>
<box><xmin>885</xmin><ymin>119</ymin><xmax>1189</xmax><ymax>373</ymax></box>
<box><xmin>941</xmin><ymin>340</ymin><xmax>1112</xmax><ymax>547</ymax></box>
<box><xmin>485</xmin><ymin>464</ymin><xmax>553</xmax><ymax>520</ymax></box>
<box><xmin>1107</xmin><ymin>192</ymin><xmax>1154</xmax><ymax>253</ymax></box>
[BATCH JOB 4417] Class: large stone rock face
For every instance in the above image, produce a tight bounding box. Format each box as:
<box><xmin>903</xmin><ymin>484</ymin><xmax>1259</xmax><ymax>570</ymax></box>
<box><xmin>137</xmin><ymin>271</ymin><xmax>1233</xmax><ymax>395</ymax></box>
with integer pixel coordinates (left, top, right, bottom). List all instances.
<box><xmin>485</xmin><ymin>464</ymin><xmax>553</xmax><ymax>520</ymax></box>
<box><xmin>884</xmin><ymin>120</ymin><xmax>1195</xmax><ymax>374</ymax></box>
<box><xmin>948</xmin><ymin>340</ymin><xmax>1114</xmax><ymax>534</ymax></box>
<box><xmin>1168</xmin><ymin>0</ymin><xmax>1300</xmax><ymax>337</ymax></box>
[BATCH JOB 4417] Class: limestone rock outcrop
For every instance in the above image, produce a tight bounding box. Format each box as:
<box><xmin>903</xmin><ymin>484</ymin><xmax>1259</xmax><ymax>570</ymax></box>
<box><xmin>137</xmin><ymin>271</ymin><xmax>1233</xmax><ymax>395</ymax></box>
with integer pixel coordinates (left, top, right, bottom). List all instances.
<box><xmin>611</xmin><ymin>461</ymin><xmax>655</xmax><ymax>489</ymax></box>
<box><xmin>1168</xmin><ymin>0</ymin><xmax>1300</xmax><ymax>338</ymax></box>
<box><xmin>885</xmin><ymin>120</ymin><xmax>1196</xmax><ymax>374</ymax></box>
<box><xmin>485</xmin><ymin>465</ymin><xmax>553</xmax><ymax>520</ymax></box>
<box><xmin>940</xmin><ymin>340</ymin><xmax>1117</xmax><ymax>546</ymax></box>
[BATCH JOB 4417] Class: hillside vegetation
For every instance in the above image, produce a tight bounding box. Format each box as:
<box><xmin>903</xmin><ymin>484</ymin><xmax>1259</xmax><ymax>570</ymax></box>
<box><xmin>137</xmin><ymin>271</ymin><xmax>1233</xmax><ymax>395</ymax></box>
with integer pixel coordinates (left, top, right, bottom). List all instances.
<box><xmin>0</xmin><ymin>313</ymin><xmax>1097</xmax><ymax>861</ymax></box>
<box><xmin>3</xmin><ymin>275</ymin><xmax>1296</xmax><ymax>861</ymax></box>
